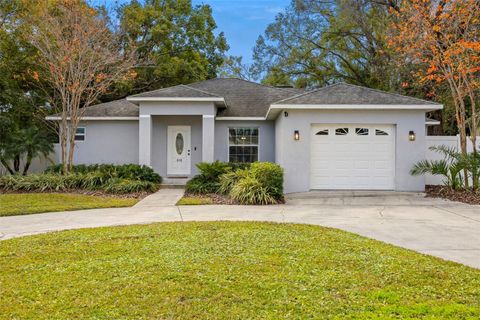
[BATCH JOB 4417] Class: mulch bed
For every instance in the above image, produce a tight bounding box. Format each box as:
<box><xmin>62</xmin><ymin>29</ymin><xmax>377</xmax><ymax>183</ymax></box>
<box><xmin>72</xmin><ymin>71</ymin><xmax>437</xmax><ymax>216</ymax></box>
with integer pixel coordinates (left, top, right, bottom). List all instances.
<box><xmin>182</xmin><ymin>193</ymin><xmax>286</xmax><ymax>205</ymax></box>
<box><xmin>425</xmin><ymin>185</ymin><xmax>480</xmax><ymax>205</ymax></box>
<box><xmin>183</xmin><ymin>193</ymin><xmax>238</xmax><ymax>205</ymax></box>
<box><xmin>0</xmin><ymin>189</ymin><xmax>150</xmax><ymax>200</ymax></box>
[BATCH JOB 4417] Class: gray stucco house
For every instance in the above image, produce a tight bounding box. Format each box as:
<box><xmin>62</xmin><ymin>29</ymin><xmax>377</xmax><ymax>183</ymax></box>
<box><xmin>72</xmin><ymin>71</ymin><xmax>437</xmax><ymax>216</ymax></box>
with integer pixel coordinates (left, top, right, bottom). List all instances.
<box><xmin>47</xmin><ymin>78</ymin><xmax>442</xmax><ymax>193</ymax></box>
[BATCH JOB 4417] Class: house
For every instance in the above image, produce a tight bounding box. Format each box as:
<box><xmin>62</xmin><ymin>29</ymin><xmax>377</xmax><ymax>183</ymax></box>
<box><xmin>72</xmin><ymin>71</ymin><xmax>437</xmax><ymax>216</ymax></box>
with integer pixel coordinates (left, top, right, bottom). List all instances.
<box><xmin>46</xmin><ymin>78</ymin><xmax>443</xmax><ymax>193</ymax></box>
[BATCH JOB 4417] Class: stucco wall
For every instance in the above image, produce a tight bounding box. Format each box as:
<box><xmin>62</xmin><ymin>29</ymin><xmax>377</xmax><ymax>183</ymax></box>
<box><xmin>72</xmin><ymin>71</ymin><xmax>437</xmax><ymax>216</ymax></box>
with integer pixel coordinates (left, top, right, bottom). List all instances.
<box><xmin>151</xmin><ymin>115</ymin><xmax>203</xmax><ymax>178</ymax></box>
<box><xmin>214</xmin><ymin>120</ymin><xmax>275</xmax><ymax>163</ymax></box>
<box><xmin>275</xmin><ymin>109</ymin><xmax>427</xmax><ymax>193</ymax></box>
<box><xmin>70</xmin><ymin>120</ymin><xmax>139</xmax><ymax>165</ymax></box>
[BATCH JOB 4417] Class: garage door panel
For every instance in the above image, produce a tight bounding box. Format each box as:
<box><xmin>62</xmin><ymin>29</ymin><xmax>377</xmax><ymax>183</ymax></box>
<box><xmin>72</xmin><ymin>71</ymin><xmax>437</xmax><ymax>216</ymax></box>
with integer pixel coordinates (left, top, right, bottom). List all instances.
<box><xmin>311</xmin><ymin>124</ymin><xmax>395</xmax><ymax>190</ymax></box>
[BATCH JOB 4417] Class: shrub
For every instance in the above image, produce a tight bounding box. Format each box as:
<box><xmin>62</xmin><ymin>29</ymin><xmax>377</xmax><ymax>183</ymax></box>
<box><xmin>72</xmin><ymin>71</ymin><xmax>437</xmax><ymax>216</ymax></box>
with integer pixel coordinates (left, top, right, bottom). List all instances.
<box><xmin>195</xmin><ymin>161</ymin><xmax>231</xmax><ymax>181</ymax></box>
<box><xmin>185</xmin><ymin>176</ymin><xmax>219</xmax><ymax>194</ymax></box>
<box><xmin>1</xmin><ymin>171</ymin><xmax>160</xmax><ymax>194</ymax></box>
<box><xmin>185</xmin><ymin>161</ymin><xmax>232</xmax><ymax>194</ymax></box>
<box><xmin>249</xmin><ymin>162</ymin><xmax>284</xmax><ymax>199</ymax></box>
<box><xmin>45</xmin><ymin>164</ymin><xmax>162</xmax><ymax>183</ymax></box>
<box><xmin>218</xmin><ymin>169</ymin><xmax>249</xmax><ymax>195</ymax></box>
<box><xmin>0</xmin><ymin>174</ymin><xmax>75</xmax><ymax>192</ymax></box>
<box><xmin>104</xmin><ymin>179</ymin><xmax>159</xmax><ymax>194</ymax></box>
<box><xmin>230</xmin><ymin>175</ymin><xmax>276</xmax><ymax>205</ymax></box>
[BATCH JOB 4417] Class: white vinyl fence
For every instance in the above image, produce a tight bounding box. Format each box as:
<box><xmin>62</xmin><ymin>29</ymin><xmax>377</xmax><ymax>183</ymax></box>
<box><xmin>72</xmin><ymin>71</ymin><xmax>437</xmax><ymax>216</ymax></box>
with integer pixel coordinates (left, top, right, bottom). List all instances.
<box><xmin>425</xmin><ymin>135</ymin><xmax>480</xmax><ymax>185</ymax></box>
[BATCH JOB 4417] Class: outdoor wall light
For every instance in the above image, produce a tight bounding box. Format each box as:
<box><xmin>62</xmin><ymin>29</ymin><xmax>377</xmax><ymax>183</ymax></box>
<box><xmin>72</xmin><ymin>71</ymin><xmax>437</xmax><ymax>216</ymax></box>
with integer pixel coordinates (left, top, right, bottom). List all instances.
<box><xmin>409</xmin><ymin>131</ymin><xmax>416</xmax><ymax>141</ymax></box>
<box><xmin>294</xmin><ymin>130</ymin><xmax>300</xmax><ymax>141</ymax></box>
<box><xmin>284</xmin><ymin>111</ymin><xmax>289</xmax><ymax>117</ymax></box>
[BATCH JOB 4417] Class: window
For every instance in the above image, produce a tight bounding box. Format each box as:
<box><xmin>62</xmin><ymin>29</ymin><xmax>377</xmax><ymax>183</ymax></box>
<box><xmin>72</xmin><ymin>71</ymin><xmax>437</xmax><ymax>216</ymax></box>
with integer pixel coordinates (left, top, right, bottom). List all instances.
<box><xmin>355</xmin><ymin>128</ymin><xmax>369</xmax><ymax>136</ymax></box>
<box><xmin>316</xmin><ymin>129</ymin><xmax>329</xmax><ymax>136</ymax></box>
<box><xmin>229</xmin><ymin>128</ymin><xmax>259</xmax><ymax>163</ymax></box>
<box><xmin>75</xmin><ymin>127</ymin><xmax>86</xmax><ymax>141</ymax></box>
<box><xmin>375</xmin><ymin>129</ymin><xmax>389</xmax><ymax>136</ymax></box>
<box><xmin>335</xmin><ymin>128</ymin><xmax>349</xmax><ymax>135</ymax></box>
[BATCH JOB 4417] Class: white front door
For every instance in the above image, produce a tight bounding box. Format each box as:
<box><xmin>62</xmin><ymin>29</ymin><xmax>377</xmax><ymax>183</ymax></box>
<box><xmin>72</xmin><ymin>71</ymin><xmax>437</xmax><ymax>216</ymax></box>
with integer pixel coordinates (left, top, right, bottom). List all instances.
<box><xmin>310</xmin><ymin>124</ymin><xmax>395</xmax><ymax>190</ymax></box>
<box><xmin>167</xmin><ymin>126</ymin><xmax>191</xmax><ymax>176</ymax></box>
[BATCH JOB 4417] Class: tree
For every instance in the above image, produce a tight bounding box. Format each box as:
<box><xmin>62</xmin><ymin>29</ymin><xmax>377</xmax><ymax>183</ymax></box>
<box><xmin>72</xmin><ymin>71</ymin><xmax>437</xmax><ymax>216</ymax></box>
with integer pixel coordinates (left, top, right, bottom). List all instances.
<box><xmin>26</xmin><ymin>0</ymin><xmax>137</xmax><ymax>173</ymax></box>
<box><xmin>0</xmin><ymin>0</ymin><xmax>53</xmax><ymax>175</ymax></box>
<box><xmin>389</xmin><ymin>0</ymin><xmax>480</xmax><ymax>188</ymax></box>
<box><xmin>218</xmin><ymin>56</ymin><xmax>258</xmax><ymax>81</ymax></box>
<box><xmin>113</xmin><ymin>0</ymin><xmax>228</xmax><ymax>98</ymax></box>
<box><xmin>252</xmin><ymin>0</ymin><xmax>400</xmax><ymax>89</ymax></box>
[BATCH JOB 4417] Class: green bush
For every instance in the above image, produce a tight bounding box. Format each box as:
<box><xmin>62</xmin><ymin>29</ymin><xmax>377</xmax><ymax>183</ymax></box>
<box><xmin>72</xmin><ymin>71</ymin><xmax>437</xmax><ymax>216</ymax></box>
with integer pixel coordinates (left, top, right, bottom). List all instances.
<box><xmin>104</xmin><ymin>179</ymin><xmax>159</xmax><ymax>194</ymax></box>
<box><xmin>1</xmin><ymin>169</ymin><xmax>160</xmax><ymax>194</ymax></box>
<box><xmin>45</xmin><ymin>164</ymin><xmax>162</xmax><ymax>183</ymax></box>
<box><xmin>230</xmin><ymin>175</ymin><xmax>276</xmax><ymax>205</ymax></box>
<box><xmin>218</xmin><ymin>169</ymin><xmax>249</xmax><ymax>195</ymax></box>
<box><xmin>185</xmin><ymin>161</ymin><xmax>232</xmax><ymax>194</ymax></box>
<box><xmin>249</xmin><ymin>162</ymin><xmax>284</xmax><ymax>199</ymax></box>
<box><xmin>195</xmin><ymin>161</ymin><xmax>231</xmax><ymax>181</ymax></box>
<box><xmin>185</xmin><ymin>176</ymin><xmax>219</xmax><ymax>194</ymax></box>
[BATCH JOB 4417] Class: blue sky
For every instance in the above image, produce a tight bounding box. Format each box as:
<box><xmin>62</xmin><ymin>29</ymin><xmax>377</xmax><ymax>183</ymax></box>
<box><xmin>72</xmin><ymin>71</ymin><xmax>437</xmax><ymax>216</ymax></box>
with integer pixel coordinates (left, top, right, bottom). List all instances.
<box><xmin>92</xmin><ymin>0</ymin><xmax>290</xmax><ymax>64</ymax></box>
<box><xmin>192</xmin><ymin>0</ymin><xmax>290</xmax><ymax>63</ymax></box>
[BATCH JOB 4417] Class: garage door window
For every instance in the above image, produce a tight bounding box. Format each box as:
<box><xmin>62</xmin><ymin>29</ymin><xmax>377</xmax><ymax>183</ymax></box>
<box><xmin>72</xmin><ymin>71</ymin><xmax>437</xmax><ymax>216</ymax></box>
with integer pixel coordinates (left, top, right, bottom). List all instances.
<box><xmin>229</xmin><ymin>128</ymin><xmax>259</xmax><ymax>163</ymax></box>
<box><xmin>316</xmin><ymin>129</ymin><xmax>329</xmax><ymax>135</ymax></box>
<box><xmin>335</xmin><ymin>128</ymin><xmax>349</xmax><ymax>135</ymax></box>
<box><xmin>375</xmin><ymin>129</ymin><xmax>389</xmax><ymax>136</ymax></box>
<box><xmin>355</xmin><ymin>128</ymin><xmax>369</xmax><ymax>136</ymax></box>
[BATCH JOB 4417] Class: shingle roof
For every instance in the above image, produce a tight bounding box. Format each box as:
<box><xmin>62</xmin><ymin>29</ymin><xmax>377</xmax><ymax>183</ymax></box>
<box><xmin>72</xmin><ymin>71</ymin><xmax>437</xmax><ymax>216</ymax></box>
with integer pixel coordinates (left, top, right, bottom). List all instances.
<box><xmin>187</xmin><ymin>78</ymin><xmax>300</xmax><ymax>117</ymax></box>
<box><xmin>273</xmin><ymin>83</ymin><xmax>440</xmax><ymax>106</ymax></box>
<box><xmin>128</xmin><ymin>84</ymin><xmax>222</xmax><ymax>99</ymax></box>
<box><xmin>79</xmin><ymin>99</ymin><xmax>138</xmax><ymax>117</ymax></box>
<box><xmin>61</xmin><ymin>80</ymin><xmax>440</xmax><ymax>119</ymax></box>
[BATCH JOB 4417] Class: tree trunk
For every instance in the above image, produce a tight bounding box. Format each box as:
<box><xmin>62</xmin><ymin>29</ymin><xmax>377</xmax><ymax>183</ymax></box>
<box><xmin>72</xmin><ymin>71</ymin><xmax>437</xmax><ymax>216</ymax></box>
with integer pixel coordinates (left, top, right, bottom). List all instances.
<box><xmin>0</xmin><ymin>158</ymin><xmax>15</xmax><ymax>175</ymax></box>
<box><xmin>466</xmin><ymin>81</ymin><xmax>478</xmax><ymax>190</ymax></box>
<box><xmin>13</xmin><ymin>155</ymin><xmax>20</xmax><ymax>173</ymax></box>
<box><xmin>60</xmin><ymin>116</ymin><xmax>68</xmax><ymax>174</ymax></box>
<box><xmin>447</xmin><ymin>78</ymin><xmax>469</xmax><ymax>189</ymax></box>
<box><xmin>67</xmin><ymin>125</ymin><xmax>76</xmax><ymax>173</ymax></box>
<box><xmin>22</xmin><ymin>154</ymin><xmax>32</xmax><ymax>176</ymax></box>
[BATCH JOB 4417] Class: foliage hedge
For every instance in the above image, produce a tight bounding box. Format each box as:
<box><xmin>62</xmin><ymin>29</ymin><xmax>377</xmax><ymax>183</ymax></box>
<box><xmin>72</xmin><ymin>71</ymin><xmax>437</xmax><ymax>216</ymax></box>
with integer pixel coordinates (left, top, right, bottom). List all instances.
<box><xmin>0</xmin><ymin>164</ymin><xmax>162</xmax><ymax>194</ymax></box>
<box><xmin>45</xmin><ymin>164</ymin><xmax>162</xmax><ymax>183</ymax></box>
<box><xmin>186</xmin><ymin>161</ymin><xmax>284</xmax><ymax>205</ymax></box>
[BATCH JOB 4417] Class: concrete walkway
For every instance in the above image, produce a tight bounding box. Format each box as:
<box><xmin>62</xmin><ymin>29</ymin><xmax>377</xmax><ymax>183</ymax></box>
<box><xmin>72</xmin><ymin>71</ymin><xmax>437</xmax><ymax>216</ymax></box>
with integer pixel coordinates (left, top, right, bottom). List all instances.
<box><xmin>1</xmin><ymin>190</ymin><xmax>480</xmax><ymax>269</ymax></box>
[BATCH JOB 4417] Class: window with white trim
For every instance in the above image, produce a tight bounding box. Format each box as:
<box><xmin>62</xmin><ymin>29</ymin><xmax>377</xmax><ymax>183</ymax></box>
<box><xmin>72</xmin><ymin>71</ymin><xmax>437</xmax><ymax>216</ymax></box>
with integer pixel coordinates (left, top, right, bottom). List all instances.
<box><xmin>75</xmin><ymin>127</ymin><xmax>86</xmax><ymax>141</ymax></box>
<box><xmin>228</xmin><ymin>128</ymin><xmax>259</xmax><ymax>163</ymax></box>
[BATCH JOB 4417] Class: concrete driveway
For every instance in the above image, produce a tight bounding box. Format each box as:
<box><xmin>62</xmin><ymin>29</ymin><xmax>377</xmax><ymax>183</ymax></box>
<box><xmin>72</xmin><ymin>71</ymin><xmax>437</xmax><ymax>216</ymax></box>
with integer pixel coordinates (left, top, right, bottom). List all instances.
<box><xmin>1</xmin><ymin>190</ymin><xmax>479</xmax><ymax>269</ymax></box>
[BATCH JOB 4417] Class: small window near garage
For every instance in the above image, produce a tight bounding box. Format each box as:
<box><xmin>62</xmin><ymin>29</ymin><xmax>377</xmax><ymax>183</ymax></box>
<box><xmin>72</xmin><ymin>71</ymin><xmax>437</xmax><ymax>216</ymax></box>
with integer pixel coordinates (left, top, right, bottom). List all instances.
<box><xmin>228</xmin><ymin>128</ymin><xmax>259</xmax><ymax>163</ymax></box>
<box><xmin>355</xmin><ymin>128</ymin><xmax>369</xmax><ymax>136</ymax></box>
<box><xmin>75</xmin><ymin>127</ymin><xmax>86</xmax><ymax>141</ymax></box>
<box><xmin>335</xmin><ymin>128</ymin><xmax>349</xmax><ymax>135</ymax></box>
<box><xmin>375</xmin><ymin>129</ymin><xmax>389</xmax><ymax>136</ymax></box>
<box><xmin>315</xmin><ymin>129</ymin><xmax>329</xmax><ymax>135</ymax></box>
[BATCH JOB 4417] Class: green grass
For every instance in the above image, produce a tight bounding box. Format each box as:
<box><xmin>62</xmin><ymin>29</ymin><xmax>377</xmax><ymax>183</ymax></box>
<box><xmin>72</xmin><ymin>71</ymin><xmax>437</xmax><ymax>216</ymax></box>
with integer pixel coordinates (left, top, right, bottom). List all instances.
<box><xmin>1</xmin><ymin>222</ymin><xmax>479</xmax><ymax>319</ymax></box>
<box><xmin>0</xmin><ymin>193</ymin><xmax>138</xmax><ymax>217</ymax></box>
<box><xmin>176</xmin><ymin>196</ymin><xmax>214</xmax><ymax>205</ymax></box>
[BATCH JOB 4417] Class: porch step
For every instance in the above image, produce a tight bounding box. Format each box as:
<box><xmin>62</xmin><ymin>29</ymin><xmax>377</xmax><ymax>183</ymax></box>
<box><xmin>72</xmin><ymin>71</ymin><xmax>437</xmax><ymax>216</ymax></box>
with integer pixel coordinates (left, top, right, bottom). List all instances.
<box><xmin>161</xmin><ymin>177</ymin><xmax>189</xmax><ymax>188</ymax></box>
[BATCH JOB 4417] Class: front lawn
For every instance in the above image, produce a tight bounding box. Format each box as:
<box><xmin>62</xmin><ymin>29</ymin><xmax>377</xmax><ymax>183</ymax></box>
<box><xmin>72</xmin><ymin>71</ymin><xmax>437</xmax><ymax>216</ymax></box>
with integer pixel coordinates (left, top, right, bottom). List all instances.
<box><xmin>0</xmin><ymin>193</ymin><xmax>138</xmax><ymax>217</ymax></box>
<box><xmin>1</xmin><ymin>222</ymin><xmax>479</xmax><ymax>319</ymax></box>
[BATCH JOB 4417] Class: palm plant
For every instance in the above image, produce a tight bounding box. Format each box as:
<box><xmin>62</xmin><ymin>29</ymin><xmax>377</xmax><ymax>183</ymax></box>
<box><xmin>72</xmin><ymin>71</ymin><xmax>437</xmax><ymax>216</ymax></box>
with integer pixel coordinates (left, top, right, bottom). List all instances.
<box><xmin>410</xmin><ymin>145</ymin><xmax>464</xmax><ymax>190</ymax></box>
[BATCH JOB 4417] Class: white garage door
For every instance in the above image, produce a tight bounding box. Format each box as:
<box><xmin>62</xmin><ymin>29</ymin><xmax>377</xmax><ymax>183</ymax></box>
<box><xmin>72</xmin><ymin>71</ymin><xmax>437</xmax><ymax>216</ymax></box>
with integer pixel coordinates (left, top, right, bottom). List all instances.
<box><xmin>310</xmin><ymin>124</ymin><xmax>395</xmax><ymax>190</ymax></box>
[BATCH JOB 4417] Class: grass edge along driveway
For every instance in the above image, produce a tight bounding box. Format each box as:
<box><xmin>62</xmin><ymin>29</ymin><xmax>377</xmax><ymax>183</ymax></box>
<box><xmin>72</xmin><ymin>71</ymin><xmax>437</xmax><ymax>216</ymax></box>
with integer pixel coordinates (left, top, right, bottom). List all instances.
<box><xmin>0</xmin><ymin>193</ymin><xmax>138</xmax><ymax>217</ymax></box>
<box><xmin>1</xmin><ymin>221</ymin><xmax>479</xmax><ymax>319</ymax></box>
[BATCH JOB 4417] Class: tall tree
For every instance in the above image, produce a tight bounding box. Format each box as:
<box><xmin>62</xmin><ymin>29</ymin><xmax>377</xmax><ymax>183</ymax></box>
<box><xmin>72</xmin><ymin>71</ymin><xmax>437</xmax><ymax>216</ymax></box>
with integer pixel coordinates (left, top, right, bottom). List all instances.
<box><xmin>0</xmin><ymin>0</ymin><xmax>53</xmax><ymax>175</ymax></box>
<box><xmin>388</xmin><ymin>0</ymin><xmax>480</xmax><ymax>187</ymax></box>
<box><xmin>26</xmin><ymin>0</ymin><xmax>137</xmax><ymax>173</ymax></box>
<box><xmin>252</xmin><ymin>0</ymin><xmax>399</xmax><ymax>89</ymax></box>
<box><xmin>218</xmin><ymin>56</ymin><xmax>258</xmax><ymax>81</ymax></box>
<box><xmin>114</xmin><ymin>0</ymin><xmax>228</xmax><ymax>98</ymax></box>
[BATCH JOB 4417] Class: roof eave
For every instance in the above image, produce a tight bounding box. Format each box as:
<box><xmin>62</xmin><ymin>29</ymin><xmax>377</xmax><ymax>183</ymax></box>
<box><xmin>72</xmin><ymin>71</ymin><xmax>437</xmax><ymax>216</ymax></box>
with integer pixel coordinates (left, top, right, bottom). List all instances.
<box><xmin>45</xmin><ymin>116</ymin><xmax>139</xmax><ymax>121</ymax></box>
<box><xmin>126</xmin><ymin>97</ymin><xmax>225</xmax><ymax>103</ymax></box>
<box><xmin>265</xmin><ymin>104</ymin><xmax>444</xmax><ymax>120</ymax></box>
